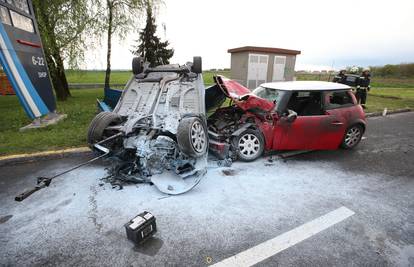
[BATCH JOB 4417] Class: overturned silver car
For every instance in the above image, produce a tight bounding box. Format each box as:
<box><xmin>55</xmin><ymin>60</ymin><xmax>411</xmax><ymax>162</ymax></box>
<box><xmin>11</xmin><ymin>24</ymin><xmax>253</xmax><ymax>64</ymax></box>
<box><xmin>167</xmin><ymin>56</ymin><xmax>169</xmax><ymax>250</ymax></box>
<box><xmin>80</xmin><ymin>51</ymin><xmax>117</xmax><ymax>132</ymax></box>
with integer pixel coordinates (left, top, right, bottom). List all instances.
<box><xmin>87</xmin><ymin>57</ymin><xmax>208</xmax><ymax>194</ymax></box>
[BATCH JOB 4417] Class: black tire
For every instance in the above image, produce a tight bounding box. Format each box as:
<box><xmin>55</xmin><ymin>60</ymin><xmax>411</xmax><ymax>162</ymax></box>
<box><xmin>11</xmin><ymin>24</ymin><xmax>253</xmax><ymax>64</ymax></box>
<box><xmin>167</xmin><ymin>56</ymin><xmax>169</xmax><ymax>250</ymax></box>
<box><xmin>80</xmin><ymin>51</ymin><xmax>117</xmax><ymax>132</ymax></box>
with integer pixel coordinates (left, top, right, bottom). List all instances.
<box><xmin>341</xmin><ymin>124</ymin><xmax>363</xmax><ymax>149</ymax></box>
<box><xmin>233</xmin><ymin>129</ymin><xmax>264</xmax><ymax>162</ymax></box>
<box><xmin>87</xmin><ymin>112</ymin><xmax>122</xmax><ymax>146</ymax></box>
<box><xmin>87</xmin><ymin>112</ymin><xmax>107</xmax><ymax>144</ymax></box>
<box><xmin>191</xmin><ymin>56</ymin><xmax>202</xmax><ymax>74</ymax></box>
<box><xmin>132</xmin><ymin>57</ymin><xmax>144</xmax><ymax>75</ymax></box>
<box><xmin>177</xmin><ymin>117</ymin><xmax>208</xmax><ymax>157</ymax></box>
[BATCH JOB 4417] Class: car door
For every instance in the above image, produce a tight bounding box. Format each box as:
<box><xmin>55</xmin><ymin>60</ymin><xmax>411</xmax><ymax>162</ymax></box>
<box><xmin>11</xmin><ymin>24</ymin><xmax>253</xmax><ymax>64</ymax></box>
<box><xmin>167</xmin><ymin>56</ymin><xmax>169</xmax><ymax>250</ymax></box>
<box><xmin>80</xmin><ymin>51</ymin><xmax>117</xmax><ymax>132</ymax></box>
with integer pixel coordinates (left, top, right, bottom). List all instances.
<box><xmin>323</xmin><ymin>90</ymin><xmax>360</xmax><ymax>147</ymax></box>
<box><xmin>274</xmin><ymin>91</ymin><xmax>345</xmax><ymax>150</ymax></box>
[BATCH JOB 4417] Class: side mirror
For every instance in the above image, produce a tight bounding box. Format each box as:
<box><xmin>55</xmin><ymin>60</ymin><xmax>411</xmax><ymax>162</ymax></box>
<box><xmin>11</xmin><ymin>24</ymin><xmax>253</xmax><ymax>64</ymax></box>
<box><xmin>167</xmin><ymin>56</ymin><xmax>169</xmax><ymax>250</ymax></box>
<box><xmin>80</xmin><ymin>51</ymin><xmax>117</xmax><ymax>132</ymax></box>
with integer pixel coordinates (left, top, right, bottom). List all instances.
<box><xmin>285</xmin><ymin>110</ymin><xmax>297</xmax><ymax>123</ymax></box>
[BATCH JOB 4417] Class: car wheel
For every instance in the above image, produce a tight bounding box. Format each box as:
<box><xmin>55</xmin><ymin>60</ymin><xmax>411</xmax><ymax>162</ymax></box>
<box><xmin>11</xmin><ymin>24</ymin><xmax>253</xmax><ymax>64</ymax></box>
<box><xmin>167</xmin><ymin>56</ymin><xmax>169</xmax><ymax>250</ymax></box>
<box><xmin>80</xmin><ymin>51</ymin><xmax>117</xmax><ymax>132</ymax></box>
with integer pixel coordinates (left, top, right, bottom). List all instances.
<box><xmin>234</xmin><ymin>129</ymin><xmax>264</xmax><ymax>162</ymax></box>
<box><xmin>177</xmin><ymin>117</ymin><xmax>208</xmax><ymax>157</ymax></box>
<box><xmin>87</xmin><ymin>112</ymin><xmax>122</xmax><ymax>147</ymax></box>
<box><xmin>191</xmin><ymin>56</ymin><xmax>202</xmax><ymax>74</ymax></box>
<box><xmin>341</xmin><ymin>124</ymin><xmax>363</xmax><ymax>149</ymax></box>
<box><xmin>132</xmin><ymin>57</ymin><xmax>144</xmax><ymax>75</ymax></box>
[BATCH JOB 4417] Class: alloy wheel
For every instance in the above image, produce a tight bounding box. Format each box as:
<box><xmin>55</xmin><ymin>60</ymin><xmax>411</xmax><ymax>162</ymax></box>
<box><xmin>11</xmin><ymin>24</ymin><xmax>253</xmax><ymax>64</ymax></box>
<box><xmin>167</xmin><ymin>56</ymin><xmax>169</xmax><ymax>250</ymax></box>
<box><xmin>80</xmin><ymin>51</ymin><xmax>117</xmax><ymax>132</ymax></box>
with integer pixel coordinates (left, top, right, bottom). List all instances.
<box><xmin>190</xmin><ymin>120</ymin><xmax>207</xmax><ymax>153</ymax></box>
<box><xmin>345</xmin><ymin>126</ymin><xmax>361</xmax><ymax>148</ymax></box>
<box><xmin>238</xmin><ymin>133</ymin><xmax>261</xmax><ymax>159</ymax></box>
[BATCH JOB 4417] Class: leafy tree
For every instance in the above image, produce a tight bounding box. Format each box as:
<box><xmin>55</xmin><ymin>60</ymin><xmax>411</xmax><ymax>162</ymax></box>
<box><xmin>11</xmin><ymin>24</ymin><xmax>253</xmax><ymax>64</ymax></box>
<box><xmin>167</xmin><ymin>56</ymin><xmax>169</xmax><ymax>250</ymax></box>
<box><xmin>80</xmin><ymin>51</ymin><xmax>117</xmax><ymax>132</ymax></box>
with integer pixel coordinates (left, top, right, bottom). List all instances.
<box><xmin>102</xmin><ymin>0</ymin><xmax>147</xmax><ymax>89</ymax></box>
<box><xmin>32</xmin><ymin>0</ymin><xmax>98</xmax><ymax>101</ymax></box>
<box><xmin>132</xmin><ymin>1</ymin><xmax>173</xmax><ymax>67</ymax></box>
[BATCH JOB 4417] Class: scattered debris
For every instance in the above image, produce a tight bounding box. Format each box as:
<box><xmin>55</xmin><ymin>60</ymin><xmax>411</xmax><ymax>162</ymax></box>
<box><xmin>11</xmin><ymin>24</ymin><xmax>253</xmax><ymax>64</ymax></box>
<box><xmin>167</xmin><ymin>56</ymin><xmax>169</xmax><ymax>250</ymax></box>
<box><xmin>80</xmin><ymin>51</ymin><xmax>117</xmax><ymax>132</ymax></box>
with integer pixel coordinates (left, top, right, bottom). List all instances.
<box><xmin>221</xmin><ymin>169</ymin><xmax>237</xmax><ymax>176</ymax></box>
<box><xmin>264</xmin><ymin>156</ymin><xmax>277</xmax><ymax>166</ymax></box>
<box><xmin>277</xmin><ymin>150</ymin><xmax>313</xmax><ymax>159</ymax></box>
<box><xmin>125</xmin><ymin>211</ymin><xmax>157</xmax><ymax>246</ymax></box>
<box><xmin>0</xmin><ymin>215</ymin><xmax>13</xmax><ymax>224</ymax></box>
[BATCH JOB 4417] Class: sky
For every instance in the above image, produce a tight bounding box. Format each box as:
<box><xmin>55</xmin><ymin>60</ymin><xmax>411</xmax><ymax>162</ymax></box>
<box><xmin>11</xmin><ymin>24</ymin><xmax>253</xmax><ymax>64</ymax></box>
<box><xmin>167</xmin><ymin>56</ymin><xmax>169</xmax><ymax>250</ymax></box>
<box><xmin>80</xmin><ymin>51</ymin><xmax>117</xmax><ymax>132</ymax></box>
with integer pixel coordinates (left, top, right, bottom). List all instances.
<box><xmin>84</xmin><ymin>0</ymin><xmax>414</xmax><ymax>71</ymax></box>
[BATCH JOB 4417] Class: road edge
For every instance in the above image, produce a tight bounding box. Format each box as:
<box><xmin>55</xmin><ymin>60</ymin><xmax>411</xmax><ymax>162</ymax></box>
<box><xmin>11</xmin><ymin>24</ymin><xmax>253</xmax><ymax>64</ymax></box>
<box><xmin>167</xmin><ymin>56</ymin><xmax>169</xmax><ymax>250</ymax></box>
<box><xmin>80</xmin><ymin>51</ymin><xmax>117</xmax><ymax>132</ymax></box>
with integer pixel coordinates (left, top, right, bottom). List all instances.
<box><xmin>0</xmin><ymin>147</ymin><xmax>92</xmax><ymax>167</ymax></box>
<box><xmin>365</xmin><ymin>108</ymin><xmax>411</xmax><ymax>117</ymax></box>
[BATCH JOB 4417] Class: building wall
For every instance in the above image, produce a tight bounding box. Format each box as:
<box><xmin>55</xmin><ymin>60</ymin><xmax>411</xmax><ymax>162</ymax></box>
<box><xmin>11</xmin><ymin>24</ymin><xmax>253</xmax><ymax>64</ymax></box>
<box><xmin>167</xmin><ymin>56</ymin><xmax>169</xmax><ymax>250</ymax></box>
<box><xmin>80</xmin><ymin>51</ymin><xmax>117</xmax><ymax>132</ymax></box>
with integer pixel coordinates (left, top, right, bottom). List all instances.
<box><xmin>285</xmin><ymin>55</ymin><xmax>296</xmax><ymax>81</ymax></box>
<box><xmin>229</xmin><ymin>51</ymin><xmax>249</xmax><ymax>87</ymax></box>
<box><xmin>230</xmin><ymin>51</ymin><xmax>297</xmax><ymax>89</ymax></box>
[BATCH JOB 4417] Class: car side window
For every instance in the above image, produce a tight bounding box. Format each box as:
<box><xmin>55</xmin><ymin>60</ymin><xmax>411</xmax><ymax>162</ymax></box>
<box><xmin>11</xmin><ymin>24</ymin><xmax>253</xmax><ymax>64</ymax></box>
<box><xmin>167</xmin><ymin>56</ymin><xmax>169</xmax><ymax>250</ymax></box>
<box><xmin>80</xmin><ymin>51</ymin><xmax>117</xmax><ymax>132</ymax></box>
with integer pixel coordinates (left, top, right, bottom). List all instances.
<box><xmin>325</xmin><ymin>91</ymin><xmax>355</xmax><ymax>109</ymax></box>
<box><xmin>286</xmin><ymin>91</ymin><xmax>324</xmax><ymax>116</ymax></box>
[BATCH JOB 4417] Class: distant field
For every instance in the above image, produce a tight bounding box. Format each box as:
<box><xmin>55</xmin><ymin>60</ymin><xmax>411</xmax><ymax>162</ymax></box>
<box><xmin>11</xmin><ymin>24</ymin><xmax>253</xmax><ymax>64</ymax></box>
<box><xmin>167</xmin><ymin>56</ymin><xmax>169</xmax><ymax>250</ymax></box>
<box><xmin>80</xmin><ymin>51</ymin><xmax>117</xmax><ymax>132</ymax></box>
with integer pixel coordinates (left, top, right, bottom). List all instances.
<box><xmin>65</xmin><ymin>70</ymin><xmax>231</xmax><ymax>86</ymax></box>
<box><xmin>296</xmin><ymin>74</ymin><xmax>414</xmax><ymax>88</ymax></box>
<box><xmin>370</xmin><ymin>88</ymin><xmax>414</xmax><ymax>100</ymax></box>
<box><xmin>67</xmin><ymin>70</ymin><xmax>413</xmax><ymax>88</ymax></box>
<box><xmin>66</xmin><ymin>70</ymin><xmax>132</xmax><ymax>84</ymax></box>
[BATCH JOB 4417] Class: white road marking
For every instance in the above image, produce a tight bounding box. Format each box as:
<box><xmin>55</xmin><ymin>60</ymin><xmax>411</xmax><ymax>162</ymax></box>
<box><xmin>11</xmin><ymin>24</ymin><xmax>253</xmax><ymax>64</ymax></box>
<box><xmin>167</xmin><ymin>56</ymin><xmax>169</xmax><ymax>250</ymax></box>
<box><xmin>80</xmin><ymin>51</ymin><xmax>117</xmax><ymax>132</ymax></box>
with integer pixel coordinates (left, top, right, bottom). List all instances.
<box><xmin>211</xmin><ymin>206</ymin><xmax>355</xmax><ymax>267</ymax></box>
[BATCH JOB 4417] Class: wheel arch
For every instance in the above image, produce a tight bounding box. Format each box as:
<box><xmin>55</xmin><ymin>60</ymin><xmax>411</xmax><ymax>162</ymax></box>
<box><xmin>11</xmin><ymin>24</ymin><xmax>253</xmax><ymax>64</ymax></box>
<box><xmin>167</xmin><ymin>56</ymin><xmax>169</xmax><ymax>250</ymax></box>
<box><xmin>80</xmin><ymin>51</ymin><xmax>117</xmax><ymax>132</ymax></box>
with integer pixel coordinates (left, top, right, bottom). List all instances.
<box><xmin>349</xmin><ymin>119</ymin><xmax>366</xmax><ymax>134</ymax></box>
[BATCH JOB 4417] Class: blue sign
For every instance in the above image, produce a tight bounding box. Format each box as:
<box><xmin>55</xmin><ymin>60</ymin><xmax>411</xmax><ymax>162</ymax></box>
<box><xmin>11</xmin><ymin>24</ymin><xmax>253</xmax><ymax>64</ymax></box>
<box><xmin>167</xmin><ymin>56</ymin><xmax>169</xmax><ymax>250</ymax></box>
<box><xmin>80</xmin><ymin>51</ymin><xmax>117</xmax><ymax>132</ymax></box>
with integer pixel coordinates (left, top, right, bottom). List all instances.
<box><xmin>0</xmin><ymin>0</ymin><xmax>56</xmax><ymax>119</ymax></box>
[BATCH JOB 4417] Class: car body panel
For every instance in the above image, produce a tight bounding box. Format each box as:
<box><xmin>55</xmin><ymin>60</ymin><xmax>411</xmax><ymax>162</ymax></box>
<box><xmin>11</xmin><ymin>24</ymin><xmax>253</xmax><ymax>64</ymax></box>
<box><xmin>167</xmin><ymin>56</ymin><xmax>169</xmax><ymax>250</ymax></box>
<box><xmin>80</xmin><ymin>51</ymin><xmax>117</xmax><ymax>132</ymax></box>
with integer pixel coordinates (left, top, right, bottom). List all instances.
<box><xmin>114</xmin><ymin>70</ymin><xmax>206</xmax><ymax>135</ymax></box>
<box><xmin>273</xmin><ymin>115</ymin><xmax>343</xmax><ymax>150</ymax></box>
<box><xmin>207</xmin><ymin>76</ymin><xmax>366</xmax><ymax>159</ymax></box>
<box><xmin>214</xmin><ymin>75</ymin><xmax>275</xmax><ymax>112</ymax></box>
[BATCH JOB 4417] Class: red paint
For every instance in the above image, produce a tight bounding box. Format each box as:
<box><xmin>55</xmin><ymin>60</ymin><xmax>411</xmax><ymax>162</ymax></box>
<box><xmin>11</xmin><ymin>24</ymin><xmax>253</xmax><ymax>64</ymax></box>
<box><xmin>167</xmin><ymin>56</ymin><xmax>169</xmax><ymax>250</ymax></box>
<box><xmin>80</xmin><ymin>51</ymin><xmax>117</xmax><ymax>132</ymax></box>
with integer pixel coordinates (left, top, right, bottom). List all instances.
<box><xmin>209</xmin><ymin>77</ymin><xmax>367</xmax><ymax>154</ymax></box>
<box><xmin>214</xmin><ymin>75</ymin><xmax>275</xmax><ymax>112</ymax></box>
<box><xmin>16</xmin><ymin>39</ymin><xmax>41</xmax><ymax>48</ymax></box>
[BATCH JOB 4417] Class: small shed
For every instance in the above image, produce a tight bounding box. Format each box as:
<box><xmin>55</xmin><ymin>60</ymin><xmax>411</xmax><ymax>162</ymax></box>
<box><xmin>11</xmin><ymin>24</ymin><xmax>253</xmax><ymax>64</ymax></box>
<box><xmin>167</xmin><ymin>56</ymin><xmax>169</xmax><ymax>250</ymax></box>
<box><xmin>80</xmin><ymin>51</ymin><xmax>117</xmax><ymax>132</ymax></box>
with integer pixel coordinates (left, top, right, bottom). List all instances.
<box><xmin>228</xmin><ymin>46</ymin><xmax>301</xmax><ymax>89</ymax></box>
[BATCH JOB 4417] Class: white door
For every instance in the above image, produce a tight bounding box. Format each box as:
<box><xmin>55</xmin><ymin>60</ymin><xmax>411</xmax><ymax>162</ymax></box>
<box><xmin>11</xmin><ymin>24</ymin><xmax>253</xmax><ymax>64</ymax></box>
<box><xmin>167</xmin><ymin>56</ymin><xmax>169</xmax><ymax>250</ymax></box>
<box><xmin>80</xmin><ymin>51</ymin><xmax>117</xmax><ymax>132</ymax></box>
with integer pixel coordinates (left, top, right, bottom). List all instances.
<box><xmin>247</xmin><ymin>54</ymin><xmax>268</xmax><ymax>89</ymax></box>
<box><xmin>272</xmin><ymin>56</ymin><xmax>286</xmax><ymax>81</ymax></box>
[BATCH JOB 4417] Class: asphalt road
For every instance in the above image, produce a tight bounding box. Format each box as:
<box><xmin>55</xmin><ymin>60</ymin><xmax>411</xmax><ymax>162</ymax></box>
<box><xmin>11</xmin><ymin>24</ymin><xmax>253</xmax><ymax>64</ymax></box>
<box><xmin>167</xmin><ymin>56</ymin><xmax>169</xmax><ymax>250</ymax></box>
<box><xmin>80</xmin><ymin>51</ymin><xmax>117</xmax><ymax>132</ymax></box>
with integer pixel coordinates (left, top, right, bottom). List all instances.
<box><xmin>0</xmin><ymin>112</ymin><xmax>413</xmax><ymax>266</ymax></box>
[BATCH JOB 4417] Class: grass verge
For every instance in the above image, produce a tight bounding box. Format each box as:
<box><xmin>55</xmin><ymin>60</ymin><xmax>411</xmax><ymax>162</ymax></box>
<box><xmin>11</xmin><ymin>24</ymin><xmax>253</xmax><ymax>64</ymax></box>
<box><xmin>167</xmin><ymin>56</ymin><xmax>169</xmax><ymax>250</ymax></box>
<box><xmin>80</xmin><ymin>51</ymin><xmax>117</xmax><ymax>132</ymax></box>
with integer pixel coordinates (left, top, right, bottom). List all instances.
<box><xmin>0</xmin><ymin>89</ymin><xmax>102</xmax><ymax>155</ymax></box>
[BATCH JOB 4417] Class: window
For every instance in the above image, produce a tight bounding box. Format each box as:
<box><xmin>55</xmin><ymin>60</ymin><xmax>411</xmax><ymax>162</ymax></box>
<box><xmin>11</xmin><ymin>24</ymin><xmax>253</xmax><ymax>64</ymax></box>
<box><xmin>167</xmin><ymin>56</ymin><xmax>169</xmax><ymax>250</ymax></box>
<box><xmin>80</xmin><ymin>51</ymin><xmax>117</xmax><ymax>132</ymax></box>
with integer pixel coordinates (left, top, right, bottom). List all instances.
<box><xmin>252</xmin><ymin>86</ymin><xmax>285</xmax><ymax>103</ymax></box>
<box><xmin>259</xmin><ymin>55</ymin><xmax>267</xmax><ymax>64</ymax></box>
<box><xmin>3</xmin><ymin>0</ymin><xmax>29</xmax><ymax>14</ymax></box>
<box><xmin>10</xmin><ymin>10</ymin><xmax>33</xmax><ymax>32</ymax></box>
<box><xmin>12</xmin><ymin>0</ymin><xmax>29</xmax><ymax>14</ymax></box>
<box><xmin>287</xmin><ymin>91</ymin><xmax>324</xmax><ymax>116</ymax></box>
<box><xmin>249</xmin><ymin>55</ymin><xmax>258</xmax><ymax>63</ymax></box>
<box><xmin>0</xmin><ymin>5</ymin><xmax>11</xmax><ymax>25</ymax></box>
<box><xmin>325</xmin><ymin>91</ymin><xmax>354</xmax><ymax>109</ymax></box>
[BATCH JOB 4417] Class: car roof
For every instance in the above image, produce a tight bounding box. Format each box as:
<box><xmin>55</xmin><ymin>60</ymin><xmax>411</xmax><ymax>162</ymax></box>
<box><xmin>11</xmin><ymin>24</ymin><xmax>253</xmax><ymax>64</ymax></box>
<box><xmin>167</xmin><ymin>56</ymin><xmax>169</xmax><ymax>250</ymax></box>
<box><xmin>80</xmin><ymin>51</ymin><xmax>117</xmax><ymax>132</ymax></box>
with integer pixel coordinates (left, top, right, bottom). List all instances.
<box><xmin>260</xmin><ymin>81</ymin><xmax>351</xmax><ymax>91</ymax></box>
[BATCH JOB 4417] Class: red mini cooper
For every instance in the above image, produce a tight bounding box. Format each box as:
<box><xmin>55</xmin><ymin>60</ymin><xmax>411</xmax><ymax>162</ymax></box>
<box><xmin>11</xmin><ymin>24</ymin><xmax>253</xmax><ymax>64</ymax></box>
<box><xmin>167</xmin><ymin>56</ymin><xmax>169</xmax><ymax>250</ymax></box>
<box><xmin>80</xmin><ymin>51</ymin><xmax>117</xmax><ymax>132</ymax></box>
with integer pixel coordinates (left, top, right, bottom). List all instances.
<box><xmin>206</xmin><ymin>76</ymin><xmax>367</xmax><ymax>161</ymax></box>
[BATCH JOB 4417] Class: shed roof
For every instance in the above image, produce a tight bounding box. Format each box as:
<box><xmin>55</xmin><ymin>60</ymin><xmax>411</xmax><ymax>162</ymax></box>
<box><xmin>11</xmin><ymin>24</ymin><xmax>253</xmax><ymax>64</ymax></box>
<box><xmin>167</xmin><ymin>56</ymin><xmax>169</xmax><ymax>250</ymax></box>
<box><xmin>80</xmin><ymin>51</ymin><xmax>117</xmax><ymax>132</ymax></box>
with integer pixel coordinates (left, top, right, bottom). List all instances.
<box><xmin>228</xmin><ymin>46</ymin><xmax>301</xmax><ymax>55</ymax></box>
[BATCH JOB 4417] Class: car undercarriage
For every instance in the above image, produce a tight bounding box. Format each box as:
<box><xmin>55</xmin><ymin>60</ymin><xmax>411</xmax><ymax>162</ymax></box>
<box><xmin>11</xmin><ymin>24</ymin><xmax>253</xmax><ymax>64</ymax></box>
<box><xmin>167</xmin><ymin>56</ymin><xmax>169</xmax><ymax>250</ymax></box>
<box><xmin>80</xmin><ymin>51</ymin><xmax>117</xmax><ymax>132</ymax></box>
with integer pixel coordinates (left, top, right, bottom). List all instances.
<box><xmin>87</xmin><ymin>57</ymin><xmax>208</xmax><ymax>194</ymax></box>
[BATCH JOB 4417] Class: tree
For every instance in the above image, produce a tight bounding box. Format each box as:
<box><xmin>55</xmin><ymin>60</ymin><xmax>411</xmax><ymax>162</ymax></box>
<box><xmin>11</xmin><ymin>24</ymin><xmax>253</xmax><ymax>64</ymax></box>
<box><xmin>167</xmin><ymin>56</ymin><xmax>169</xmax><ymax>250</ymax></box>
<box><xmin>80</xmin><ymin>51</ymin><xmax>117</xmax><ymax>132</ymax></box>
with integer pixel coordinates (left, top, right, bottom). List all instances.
<box><xmin>132</xmin><ymin>1</ymin><xmax>173</xmax><ymax>67</ymax></box>
<box><xmin>32</xmin><ymin>0</ymin><xmax>98</xmax><ymax>101</ymax></box>
<box><xmin>102</xmin><ymin>0</ymin><xmax>147</xmax><ymax>89</ymax></box>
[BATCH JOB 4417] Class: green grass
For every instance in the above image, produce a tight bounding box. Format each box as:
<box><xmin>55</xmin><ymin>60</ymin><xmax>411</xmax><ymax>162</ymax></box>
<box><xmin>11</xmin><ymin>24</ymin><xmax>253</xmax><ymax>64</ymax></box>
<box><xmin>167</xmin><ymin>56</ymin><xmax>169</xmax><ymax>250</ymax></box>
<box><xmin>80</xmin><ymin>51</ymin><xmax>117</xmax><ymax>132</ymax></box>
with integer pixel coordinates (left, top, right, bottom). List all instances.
<box><xmin>65</xmin><ymin>70</ymin><xmax>231</xmax><ymax>86</ymax></box>
<box><xmin>364</xmin><ymin>93</ymin><xmax>414</xmax><ymax>112</ymax></box>
<box><xmin>202</xmin><ymin>70</ymin><xmax>230</xmax><ymax>85</ymax></box>
<box><xmin>369</xmin><ymin>87</ymin><xmax>414</xmax><ymax>100</ymax></box>
<box><xmin>66</xmin><ymin>70</ymin><xmax>412</xmax><ymax>88</ymax></box>
<box><xmin>66</xmin><ymin>70</ymin><xmax>132</xmax><ymax>84</ymax></box>
<box><xmin>296</xmin><ymin>74</ymin><xmax>414</xmax><ymax>88</ymax></box>
<box><xmin>0</xmin><ymin>88</ymin><xmax>102</xmax><ymax>155</ymax></box>
<box><xmin>0</xmin><ymin>72</ymin><xmax>413</xmax><ymax>156</ymax></box>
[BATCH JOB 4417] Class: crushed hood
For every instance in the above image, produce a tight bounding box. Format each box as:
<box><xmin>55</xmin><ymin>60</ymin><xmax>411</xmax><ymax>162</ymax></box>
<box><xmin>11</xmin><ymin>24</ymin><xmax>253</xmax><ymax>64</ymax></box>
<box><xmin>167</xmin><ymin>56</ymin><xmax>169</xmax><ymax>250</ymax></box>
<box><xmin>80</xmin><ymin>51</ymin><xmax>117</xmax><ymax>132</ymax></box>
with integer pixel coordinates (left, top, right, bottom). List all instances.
<box><xmin>205</xmin><ymin>75</ymin><xmax>274</xmax><ymax>112</ymax></box>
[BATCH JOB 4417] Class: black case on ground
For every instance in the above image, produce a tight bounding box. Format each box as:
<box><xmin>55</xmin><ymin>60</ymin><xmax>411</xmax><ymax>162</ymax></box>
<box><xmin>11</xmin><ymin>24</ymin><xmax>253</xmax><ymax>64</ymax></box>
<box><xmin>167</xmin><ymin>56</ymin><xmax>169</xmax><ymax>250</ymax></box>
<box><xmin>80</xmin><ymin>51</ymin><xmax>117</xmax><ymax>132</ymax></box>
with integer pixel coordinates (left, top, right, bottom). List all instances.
<box><xmin>125</xmin><ymin>211</ymin><xmax>157</xmax><ymax>245</ymax></box>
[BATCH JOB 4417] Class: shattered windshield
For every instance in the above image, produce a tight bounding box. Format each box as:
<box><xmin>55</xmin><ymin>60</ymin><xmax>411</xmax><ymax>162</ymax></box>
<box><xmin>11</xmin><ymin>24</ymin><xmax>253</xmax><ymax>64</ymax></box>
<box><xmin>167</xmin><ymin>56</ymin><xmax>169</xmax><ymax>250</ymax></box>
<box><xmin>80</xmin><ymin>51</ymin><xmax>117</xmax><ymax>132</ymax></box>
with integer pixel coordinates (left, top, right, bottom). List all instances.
<box><xmin>252</xmin><ymin>86</ymin><xmax>284</xmax><ymax>102</ymax></box>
